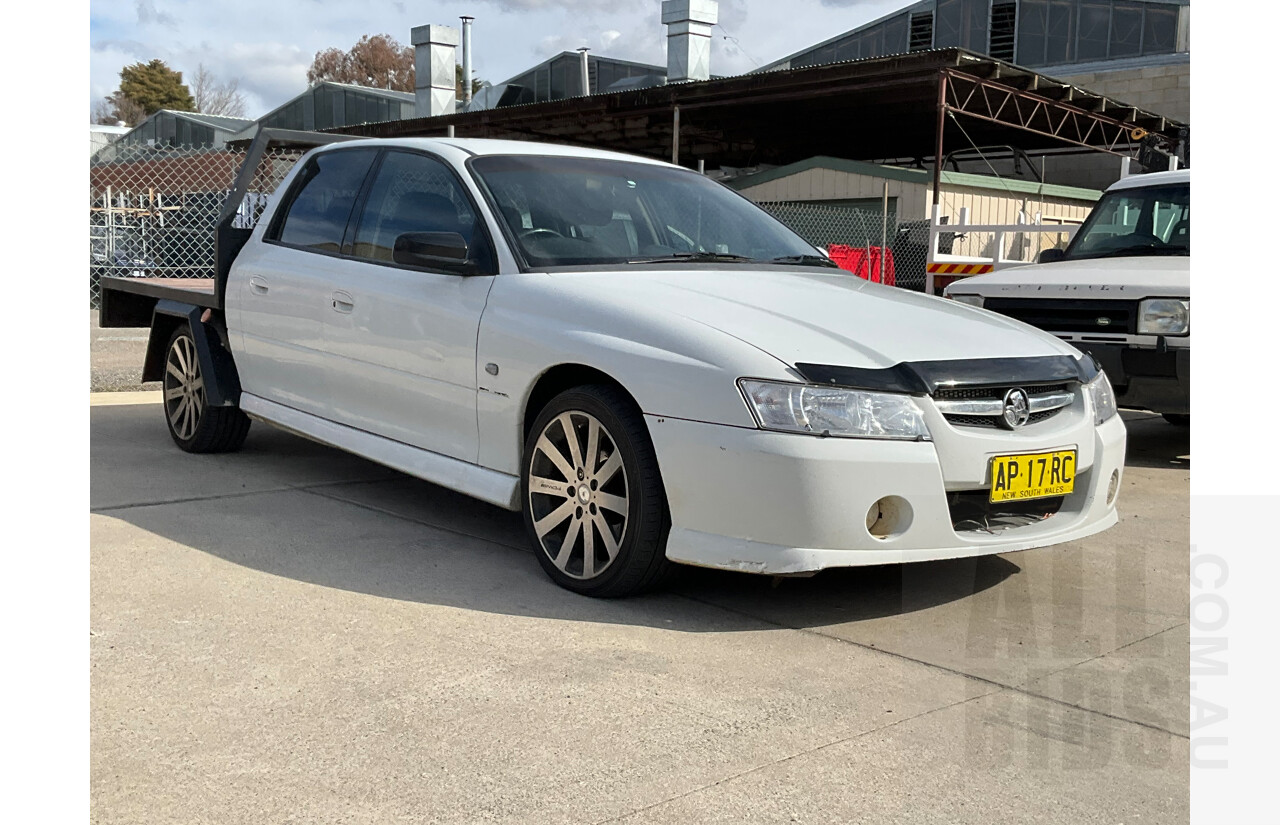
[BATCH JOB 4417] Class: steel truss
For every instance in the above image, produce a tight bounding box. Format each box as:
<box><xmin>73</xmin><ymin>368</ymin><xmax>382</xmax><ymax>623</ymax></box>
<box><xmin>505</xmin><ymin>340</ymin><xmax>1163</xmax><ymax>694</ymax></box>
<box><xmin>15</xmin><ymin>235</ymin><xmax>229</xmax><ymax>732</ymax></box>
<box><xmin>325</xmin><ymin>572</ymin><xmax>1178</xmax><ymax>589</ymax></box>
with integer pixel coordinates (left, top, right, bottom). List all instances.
<box><xmin>940</xmin><ymin>68</ymin><xmax>1171</xmax><ymax>157</ymax></box>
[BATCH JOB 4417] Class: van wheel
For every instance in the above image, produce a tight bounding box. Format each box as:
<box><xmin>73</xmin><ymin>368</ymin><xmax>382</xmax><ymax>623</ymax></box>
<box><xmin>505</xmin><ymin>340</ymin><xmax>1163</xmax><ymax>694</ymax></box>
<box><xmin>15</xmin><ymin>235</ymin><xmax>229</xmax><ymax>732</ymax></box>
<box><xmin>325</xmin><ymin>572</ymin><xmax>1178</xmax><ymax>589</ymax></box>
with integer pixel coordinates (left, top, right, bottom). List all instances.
<box><xmin>162</xmin><ymin>325</ymin><xmax>251</xmax><ymax>453</ymax></box>
<box><xmin>522</xmin><ymin>385</ymin><xmax>671</xmax><ymax>597</ymax></box>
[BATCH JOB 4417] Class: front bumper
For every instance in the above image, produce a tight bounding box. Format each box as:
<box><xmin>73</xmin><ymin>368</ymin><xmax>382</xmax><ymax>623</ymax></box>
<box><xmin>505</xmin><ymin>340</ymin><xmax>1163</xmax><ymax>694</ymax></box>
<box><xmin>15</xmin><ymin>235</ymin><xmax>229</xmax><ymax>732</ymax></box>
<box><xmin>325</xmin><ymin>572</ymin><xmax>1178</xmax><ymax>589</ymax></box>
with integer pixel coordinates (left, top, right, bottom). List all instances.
<box><xmin>645</xmin><ymin>411</ymin><xmax>1126</xmax><ymax>575</ymax></box>
<box><xmin>1075</xmin><ymin>342</ymin><xmax>1189</xmax><ymax>415</ymax></box>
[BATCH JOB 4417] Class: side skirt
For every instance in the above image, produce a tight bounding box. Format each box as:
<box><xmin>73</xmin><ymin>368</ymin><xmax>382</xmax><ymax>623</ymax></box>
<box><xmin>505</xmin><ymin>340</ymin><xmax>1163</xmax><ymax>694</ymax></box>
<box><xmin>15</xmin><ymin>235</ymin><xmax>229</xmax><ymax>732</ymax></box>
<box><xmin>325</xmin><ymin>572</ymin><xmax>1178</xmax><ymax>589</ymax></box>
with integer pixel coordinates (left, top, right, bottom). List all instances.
<box><xmin>240</xmin><ymin>393</ymin><xmax>521</xmax><ymax>511</ymax></box>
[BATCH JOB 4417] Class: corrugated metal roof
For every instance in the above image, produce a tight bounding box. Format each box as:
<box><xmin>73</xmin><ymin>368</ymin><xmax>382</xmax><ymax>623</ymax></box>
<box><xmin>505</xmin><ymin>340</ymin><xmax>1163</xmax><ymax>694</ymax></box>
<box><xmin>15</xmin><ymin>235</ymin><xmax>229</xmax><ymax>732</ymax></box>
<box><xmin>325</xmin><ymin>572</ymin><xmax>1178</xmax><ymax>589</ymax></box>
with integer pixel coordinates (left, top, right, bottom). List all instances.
<box><xmin>173</xmin><ymin>111</ymin><xmax>255</xmax><ymax>131</ymax></box>
<box><xmin>312</xmin><ymin>81</ymin><xmax>416</xmax><ymax>103</ymax></box>
<box><xmin>498</xmin><ymin>51</ymin><xmax>667</xmax><ymax>87</ymax></box>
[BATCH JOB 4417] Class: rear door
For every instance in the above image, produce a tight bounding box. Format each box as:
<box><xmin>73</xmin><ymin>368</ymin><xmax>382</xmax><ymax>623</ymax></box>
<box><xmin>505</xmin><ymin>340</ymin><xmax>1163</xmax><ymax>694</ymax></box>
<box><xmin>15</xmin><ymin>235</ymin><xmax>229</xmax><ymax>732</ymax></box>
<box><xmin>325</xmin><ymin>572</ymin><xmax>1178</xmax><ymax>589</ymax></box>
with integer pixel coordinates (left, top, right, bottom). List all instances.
<box><xmin>318</xmin><ymin>149</ymin><xmax>498</xmax><ymax>462</ymax></box>
<box><xmin>231</xmin><ymin>148</ymin><xmax>377</xmax><ymax>417</ymax></box>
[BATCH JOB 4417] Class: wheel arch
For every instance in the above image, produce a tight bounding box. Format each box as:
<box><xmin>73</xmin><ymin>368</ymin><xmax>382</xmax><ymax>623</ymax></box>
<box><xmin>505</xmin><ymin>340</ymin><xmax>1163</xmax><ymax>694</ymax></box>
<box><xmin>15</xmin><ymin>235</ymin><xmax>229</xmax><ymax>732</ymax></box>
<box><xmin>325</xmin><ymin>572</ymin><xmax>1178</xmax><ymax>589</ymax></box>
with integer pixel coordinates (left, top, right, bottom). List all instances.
<box><xmin>521</xmin><ymin>363</ymin><xmax>644</xmax><ymax>445</ymax></box>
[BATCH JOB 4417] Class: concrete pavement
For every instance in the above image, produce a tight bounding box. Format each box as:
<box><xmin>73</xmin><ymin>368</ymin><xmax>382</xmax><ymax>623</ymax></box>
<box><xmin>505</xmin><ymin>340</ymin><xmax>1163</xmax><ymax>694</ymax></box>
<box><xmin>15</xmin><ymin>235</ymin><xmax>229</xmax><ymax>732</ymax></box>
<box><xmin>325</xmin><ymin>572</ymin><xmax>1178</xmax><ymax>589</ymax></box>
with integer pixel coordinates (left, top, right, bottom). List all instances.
<box><xmin>91</xmin><ymin>399</ymin><xmax>1189</xmax><ymax>824</ymax></box>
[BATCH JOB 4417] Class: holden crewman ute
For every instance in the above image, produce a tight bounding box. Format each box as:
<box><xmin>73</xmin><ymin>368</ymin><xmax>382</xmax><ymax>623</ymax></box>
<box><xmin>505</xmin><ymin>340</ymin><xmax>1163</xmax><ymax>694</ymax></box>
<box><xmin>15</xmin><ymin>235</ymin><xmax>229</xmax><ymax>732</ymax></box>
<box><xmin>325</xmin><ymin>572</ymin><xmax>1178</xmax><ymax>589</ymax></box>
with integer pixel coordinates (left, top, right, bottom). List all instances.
<box><xmin>99</xmin><ymin>129</ymin><xmax>1127</xmax><ymax>597</ymax></box>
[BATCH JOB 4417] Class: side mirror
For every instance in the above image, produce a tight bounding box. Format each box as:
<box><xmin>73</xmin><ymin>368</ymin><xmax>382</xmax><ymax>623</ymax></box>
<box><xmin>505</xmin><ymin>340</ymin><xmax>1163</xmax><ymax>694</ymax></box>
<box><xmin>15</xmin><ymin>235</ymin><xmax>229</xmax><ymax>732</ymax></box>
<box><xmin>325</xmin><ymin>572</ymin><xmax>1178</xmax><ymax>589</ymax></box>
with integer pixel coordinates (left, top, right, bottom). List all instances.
<box><xmin>1038</xmin><ymin>248</ymin><xmax>1066</xmax><ymax>264</ymax></box>
<box><xmin>393</xmin><ymin>232</ymin><xmax>474</xmax><ymax>272</ymax></box>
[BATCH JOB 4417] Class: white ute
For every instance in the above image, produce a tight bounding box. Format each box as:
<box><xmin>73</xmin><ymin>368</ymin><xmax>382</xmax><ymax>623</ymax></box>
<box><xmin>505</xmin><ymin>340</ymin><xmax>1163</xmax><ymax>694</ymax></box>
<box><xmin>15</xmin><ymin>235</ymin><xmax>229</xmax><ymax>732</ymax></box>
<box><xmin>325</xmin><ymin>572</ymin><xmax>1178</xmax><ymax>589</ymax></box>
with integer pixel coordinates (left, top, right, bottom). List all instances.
<box><xmin>109</xmin><ymin>137</ymin><xmax>1128</xmax><ymax>597</ymax></box>
<box><xmin>946</xmin><ymin>169</ymin><xmax>1190</xmax><ymax>424</ymax></box>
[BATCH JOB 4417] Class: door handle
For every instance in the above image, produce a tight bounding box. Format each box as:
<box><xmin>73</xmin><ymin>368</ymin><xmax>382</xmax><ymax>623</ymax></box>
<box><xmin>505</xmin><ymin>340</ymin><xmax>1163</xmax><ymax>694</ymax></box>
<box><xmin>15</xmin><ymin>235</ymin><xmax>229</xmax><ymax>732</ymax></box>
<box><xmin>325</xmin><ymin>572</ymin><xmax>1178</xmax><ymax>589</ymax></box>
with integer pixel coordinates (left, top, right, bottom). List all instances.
<box><xmin>249</xmin><ymin>276</ymin><xmax>269</xmax><ymax>294</ymax></box>
<box><xmin>332</xmin><ymin>291</ymin><xmax>355</xmax><ymax>313</ymax></box>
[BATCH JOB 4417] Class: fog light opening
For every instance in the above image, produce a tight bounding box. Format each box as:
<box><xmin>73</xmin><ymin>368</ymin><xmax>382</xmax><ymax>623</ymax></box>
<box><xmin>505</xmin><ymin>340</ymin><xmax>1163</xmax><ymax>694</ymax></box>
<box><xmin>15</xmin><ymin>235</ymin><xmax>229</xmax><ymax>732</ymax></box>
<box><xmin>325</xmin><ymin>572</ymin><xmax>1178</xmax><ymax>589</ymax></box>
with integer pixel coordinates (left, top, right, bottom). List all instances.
<box><xmin>866</xmin><ymin>496</ymin><xmax>913</xmax><ymax>540</ymax></box>
<box><xmin>1107</xmin><ymin>470</ymin><xmax>1120</xmax><ymax>506</ymax></box>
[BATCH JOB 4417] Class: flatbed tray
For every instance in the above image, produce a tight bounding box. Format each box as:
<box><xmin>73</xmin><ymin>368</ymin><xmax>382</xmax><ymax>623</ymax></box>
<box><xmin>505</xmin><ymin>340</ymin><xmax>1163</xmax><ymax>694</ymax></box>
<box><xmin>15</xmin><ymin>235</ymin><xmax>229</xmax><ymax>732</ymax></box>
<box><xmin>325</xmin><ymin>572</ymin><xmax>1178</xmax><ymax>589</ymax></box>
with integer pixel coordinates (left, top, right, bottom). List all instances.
<box><xmin>98</xmin><ymin>276</ymin><xmax>219</xmax><ymax>328</ymax></box>
<box><xmin>100</xmin><ymin>276</ymin><xmax>218</xmax><ymax>307</ymax></box>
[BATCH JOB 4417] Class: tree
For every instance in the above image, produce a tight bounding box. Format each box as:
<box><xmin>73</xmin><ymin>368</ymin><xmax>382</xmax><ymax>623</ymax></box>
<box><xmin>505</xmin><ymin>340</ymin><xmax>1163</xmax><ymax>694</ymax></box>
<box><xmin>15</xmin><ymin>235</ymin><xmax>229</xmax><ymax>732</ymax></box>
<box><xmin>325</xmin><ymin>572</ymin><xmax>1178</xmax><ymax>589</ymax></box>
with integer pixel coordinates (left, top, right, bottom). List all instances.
<box><xmin>456</xmin><ymin>64</ymin><xmax>485</xmax><ymax>99</ymax></box>
<box><xmin>95</xmin><ymin>91</ymin><xmax>147</xmax><ymax>127</ymax></box>
<box><xmin>116</xmin><ymin>59</ymin><xmax>195</xmax><ymax>116</ymax></box>
<box><xmin>191</xmin><ymin>64</ymin><xmax>247</xmax><ymax>118</ymax></box>
<box><xmin>91</xmin><ymin>99</ymin><xmax>119</xmax><ymax>126</ymax></box>
<box><xmin>307</xmin><ymin>34</ymin><xmax>486</xmax><ymax>100</ymax></box>
<box><xmin>307</xmin><ymin>34</ymin><xmax>416</xmax><ymax>92</ymax></box>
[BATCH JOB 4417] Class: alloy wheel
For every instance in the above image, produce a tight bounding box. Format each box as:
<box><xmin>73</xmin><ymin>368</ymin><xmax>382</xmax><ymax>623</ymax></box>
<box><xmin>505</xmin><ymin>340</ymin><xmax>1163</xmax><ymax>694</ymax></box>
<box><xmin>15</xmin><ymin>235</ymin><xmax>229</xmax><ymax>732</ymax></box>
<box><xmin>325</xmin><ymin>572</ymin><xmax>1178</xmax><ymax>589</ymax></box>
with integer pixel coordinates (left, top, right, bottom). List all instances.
<box><xmin>527</xmin><ymin>411</ymin><xmax>629</xmax><ymax>580</ymax></box>
<box><xmin>164</xmin><ymin>334</ymin><xmax>205</xmax><ymax>441</ymax></box>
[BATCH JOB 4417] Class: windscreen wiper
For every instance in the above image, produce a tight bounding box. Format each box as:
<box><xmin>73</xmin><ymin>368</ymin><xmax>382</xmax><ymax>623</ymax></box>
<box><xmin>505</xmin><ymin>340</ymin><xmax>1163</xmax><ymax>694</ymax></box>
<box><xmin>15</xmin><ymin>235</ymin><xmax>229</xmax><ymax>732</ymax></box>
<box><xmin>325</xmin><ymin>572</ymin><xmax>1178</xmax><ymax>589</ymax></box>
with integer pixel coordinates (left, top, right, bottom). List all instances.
<box><xmin>763</xmin><ymin>254</ymin><xmax>841</xmax><ymax>268</ymax></box>
<box><xmin>627</xmin><ymin>252</ymin><xmax>756</xmax><ymax>264</ymax></box>
<box><xmin>1099</xmin><ymin>245</ymin><xmax>1188</xmax><ymax>258</ymax></box>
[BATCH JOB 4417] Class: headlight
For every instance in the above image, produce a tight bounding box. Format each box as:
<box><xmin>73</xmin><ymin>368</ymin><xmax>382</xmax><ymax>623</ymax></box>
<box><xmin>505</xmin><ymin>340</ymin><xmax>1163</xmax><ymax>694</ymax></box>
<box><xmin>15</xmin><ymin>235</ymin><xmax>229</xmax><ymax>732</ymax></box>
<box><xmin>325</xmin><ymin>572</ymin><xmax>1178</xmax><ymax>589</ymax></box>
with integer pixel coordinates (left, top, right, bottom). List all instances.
<box><xmin>948</xmin><ymin>294</ymin><xmax>985</xmax><ymax>308</ymax></box>
<box><xmin>1087</xmin><ymin>371</ymin><xmax>1118</xmax><ymax>425</ymax></box>
<box><xmin>1137</xmin><ymin>298</ymin><xmax>1189</xmax><ymax>335</ymax></box>
<box><xmin>739</xmin><ymin>379</ymin><xmax>931</xmax><ymax>440</ymax></box>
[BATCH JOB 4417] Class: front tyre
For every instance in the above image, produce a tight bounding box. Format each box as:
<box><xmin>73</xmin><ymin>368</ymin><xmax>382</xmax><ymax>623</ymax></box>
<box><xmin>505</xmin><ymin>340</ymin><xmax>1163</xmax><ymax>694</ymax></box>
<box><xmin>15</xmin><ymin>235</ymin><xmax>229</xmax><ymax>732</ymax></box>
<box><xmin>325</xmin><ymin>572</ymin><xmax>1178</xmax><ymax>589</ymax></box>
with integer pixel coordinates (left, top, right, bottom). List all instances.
<box><xmin>162</xmin><ymin>324</ymin><xmax>251</xmax><ymax>453</ymax></box>
<box><xmin>522</xmin><ymin>385</ymin><xmax>671</xmax><ymax>597</ymax></box>
<box><xmin>1162</xmin><ymin>413</ymin><xmax>1190</xmax><ymax>426</ymax></box>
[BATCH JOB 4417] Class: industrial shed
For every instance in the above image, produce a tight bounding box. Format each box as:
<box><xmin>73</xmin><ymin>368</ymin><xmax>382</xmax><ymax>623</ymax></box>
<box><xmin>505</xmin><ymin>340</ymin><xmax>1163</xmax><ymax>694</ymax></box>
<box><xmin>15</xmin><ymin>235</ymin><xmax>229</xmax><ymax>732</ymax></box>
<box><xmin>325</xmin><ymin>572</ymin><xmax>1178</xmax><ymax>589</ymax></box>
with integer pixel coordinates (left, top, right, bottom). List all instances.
<box><xmin>729</xmin><ymin>155</ymin><xmax>1100</xmax><ymax>226</ymax></box>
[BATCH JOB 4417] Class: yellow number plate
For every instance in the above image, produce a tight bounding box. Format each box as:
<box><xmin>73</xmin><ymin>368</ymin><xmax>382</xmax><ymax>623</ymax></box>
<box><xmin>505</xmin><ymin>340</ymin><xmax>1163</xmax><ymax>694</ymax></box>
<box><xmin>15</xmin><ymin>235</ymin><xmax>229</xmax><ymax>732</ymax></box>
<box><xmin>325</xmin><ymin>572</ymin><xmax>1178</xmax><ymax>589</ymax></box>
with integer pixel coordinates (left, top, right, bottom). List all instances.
<box><xmin>990</xmin><ymin>449</ymin><xmax>1076</xmax><ymax>503</ymax></box>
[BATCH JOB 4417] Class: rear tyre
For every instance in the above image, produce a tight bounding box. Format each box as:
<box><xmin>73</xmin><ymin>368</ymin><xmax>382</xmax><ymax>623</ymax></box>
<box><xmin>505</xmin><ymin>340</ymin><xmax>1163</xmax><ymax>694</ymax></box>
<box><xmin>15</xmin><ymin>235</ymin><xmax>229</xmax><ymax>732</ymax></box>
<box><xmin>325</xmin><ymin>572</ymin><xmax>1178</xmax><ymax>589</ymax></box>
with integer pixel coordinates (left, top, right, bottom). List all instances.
<box><xmin>522</xmin><ymin>385</ymin><xmax>671</xmax><ymax>597</ymax></box>
<box><xmin>1162</xmin><ymin>413</ymin><xmax>1190</xmax><ymax>427</ymax></box>
<box><xmin>162</xmin><ymin>324</ymin><xmax>251</xmax><ymax>453</ymax></box>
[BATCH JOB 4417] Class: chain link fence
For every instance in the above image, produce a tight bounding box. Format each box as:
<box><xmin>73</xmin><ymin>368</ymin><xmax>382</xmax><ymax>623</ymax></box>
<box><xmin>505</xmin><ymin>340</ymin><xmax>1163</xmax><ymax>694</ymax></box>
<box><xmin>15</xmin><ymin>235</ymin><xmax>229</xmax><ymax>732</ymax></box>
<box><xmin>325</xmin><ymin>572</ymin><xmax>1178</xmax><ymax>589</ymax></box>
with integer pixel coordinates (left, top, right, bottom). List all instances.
<box><xmin>90</xmin><ymin>144</ymin><xmax>305</xmax><ymax>307</ymax></box>
<box><xmin>756</xmin><ymin>200</ymin><xmax>929</xmax><ymax>291</ymax></box>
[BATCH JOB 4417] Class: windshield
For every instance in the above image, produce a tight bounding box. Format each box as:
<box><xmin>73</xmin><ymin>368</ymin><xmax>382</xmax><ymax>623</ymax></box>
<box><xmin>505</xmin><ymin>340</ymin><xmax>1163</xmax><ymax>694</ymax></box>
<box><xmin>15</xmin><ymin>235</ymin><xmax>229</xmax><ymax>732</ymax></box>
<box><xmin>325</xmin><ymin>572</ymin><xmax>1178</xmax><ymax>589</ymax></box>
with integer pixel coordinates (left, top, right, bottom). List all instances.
<box><xmin>1064</xmin><ymin>182</ymin><xmax>1189</xmax><ymax>260</ymax></box>
<box><xmin>469</xmin><ymin>155</ymin><xmax>825</xmax><ymax>268</ymax></box>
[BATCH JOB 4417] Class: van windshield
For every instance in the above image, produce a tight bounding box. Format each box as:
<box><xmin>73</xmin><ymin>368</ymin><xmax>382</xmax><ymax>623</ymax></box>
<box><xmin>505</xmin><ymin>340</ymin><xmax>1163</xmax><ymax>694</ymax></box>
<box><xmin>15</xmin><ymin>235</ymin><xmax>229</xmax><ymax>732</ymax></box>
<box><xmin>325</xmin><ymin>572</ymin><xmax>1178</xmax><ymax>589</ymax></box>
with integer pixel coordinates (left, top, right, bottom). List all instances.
<box><xmin>469</xmin><ymin>155</ymin><xmax>829</xmax><ymax>269</ymax></box>
<box><xmin>1063</xmin><ymin>182</ymin><xmax>1189</xmax><ymax>261</ymax></box>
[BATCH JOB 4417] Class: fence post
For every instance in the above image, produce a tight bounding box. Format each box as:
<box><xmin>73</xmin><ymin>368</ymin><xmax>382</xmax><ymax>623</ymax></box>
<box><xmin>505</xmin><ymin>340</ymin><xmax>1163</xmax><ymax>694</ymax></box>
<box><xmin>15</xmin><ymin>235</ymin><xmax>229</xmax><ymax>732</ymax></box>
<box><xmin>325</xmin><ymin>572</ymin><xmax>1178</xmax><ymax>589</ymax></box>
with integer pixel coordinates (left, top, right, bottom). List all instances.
<box><xmin>880</xmin><ymin>181</ymin><xmax>888</xmax><ymax>283</ymax></box>
<box><xmin>104</xmin><ymin>187</ymin><xmax>113</xmax><ymax>260</ymax></box>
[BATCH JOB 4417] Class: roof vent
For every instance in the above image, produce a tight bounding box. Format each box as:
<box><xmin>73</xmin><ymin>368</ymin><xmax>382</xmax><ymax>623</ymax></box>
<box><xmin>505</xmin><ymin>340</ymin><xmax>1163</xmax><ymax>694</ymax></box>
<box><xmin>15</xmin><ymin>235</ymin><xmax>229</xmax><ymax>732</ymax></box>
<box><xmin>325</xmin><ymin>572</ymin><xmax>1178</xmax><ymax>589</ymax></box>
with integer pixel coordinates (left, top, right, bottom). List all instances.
<box><xmin>910</xmin><ymin>12</ymin><xmax>933</xmax><ymax>52</ymax></box>
<box><xmin>989</xmin><ymin>2</ymin><xmax>1017</xmax><ymax>62</ymax></box>
<box><xmin>662</xmin><ymin>0</ymin><xmax>718</xmax><ymax>83</ymax></box>
<box><xmin>411</xmin><ymin>24</ymin><xmax>460</xmax><ymax>117</ymax></box>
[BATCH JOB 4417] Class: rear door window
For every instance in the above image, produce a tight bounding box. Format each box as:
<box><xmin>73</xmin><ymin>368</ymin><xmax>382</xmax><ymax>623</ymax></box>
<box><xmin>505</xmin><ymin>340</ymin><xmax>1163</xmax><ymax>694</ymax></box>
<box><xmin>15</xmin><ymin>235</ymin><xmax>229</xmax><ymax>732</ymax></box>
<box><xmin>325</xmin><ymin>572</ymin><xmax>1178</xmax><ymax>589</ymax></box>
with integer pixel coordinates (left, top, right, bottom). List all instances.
<box><xmin>273</xmin><ymin>149</ymin><xmax>377</xmax><ymax>253</ymax></box>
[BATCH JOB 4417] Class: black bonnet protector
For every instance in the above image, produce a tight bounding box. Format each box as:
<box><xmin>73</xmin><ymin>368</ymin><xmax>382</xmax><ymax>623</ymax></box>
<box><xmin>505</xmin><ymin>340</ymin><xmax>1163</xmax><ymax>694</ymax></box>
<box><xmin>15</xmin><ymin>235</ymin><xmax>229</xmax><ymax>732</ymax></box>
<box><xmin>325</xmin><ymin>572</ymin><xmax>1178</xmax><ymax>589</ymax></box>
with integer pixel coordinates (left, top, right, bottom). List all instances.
<box><xmin>794</xmin><ymin>355</ymin><xmax>1099</xmax><ymax>396</ymax></box>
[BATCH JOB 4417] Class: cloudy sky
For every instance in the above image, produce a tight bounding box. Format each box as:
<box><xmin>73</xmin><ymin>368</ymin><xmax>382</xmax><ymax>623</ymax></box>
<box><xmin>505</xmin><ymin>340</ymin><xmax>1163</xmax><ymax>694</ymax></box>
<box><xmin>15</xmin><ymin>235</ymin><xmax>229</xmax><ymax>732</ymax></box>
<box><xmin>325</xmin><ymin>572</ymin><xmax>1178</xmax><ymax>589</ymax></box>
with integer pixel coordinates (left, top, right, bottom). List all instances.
<box><xmin>90</xmin><ymin>0</ymin><xmax>906</xmax><ymax>119</ymax></box>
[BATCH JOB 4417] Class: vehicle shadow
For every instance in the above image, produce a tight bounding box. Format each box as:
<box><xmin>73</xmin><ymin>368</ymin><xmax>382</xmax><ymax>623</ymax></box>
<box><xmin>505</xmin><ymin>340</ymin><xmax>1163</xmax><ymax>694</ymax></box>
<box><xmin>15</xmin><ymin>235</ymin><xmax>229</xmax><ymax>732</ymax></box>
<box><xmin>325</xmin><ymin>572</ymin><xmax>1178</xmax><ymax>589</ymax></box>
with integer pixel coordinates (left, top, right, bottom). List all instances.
<box><xmin>93</xmin><ymin>405</ymin><xmax>1020</xmax><ymax>633</ymax></box>
<box><xmin>1121</xmin><ymin>409</ymin><xmax>1189</xmax><ymax>470</ymax></box>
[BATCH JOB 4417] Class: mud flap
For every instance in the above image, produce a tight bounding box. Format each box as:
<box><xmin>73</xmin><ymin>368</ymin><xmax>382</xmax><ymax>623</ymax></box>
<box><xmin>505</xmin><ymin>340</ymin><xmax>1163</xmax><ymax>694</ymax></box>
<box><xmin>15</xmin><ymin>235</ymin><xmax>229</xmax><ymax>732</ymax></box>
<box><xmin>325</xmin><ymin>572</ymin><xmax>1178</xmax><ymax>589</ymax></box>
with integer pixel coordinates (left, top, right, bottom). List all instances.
<box><xmin>142</xmin><ymin>300</ymin><xmax>242</xmax><ymax>407</ymax></box>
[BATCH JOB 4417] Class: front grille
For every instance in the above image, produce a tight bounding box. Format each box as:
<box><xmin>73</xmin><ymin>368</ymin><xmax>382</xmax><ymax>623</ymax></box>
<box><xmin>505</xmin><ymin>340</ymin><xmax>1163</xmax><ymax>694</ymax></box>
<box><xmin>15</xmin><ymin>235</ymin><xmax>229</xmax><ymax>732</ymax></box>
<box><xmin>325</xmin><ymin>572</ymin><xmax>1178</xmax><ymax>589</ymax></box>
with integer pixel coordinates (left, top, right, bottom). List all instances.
<box><xmin>934</xmin><ymin>382</ymin><xmax>1071</xmax><ymax>401</ymax></box>
<box><xmin>934</xmin><ymin>382</ymin><xmax>1074</xmax><ymax>429</ymax></box>
<box><xmin>983</xmin><ymin>298</ymin><xmax>1138</xmax><ymax>334</ymax></box>
<box><xmin>942</xmin><ymin>409</ymin><xmax>1061</xmax><ymax>429</ymax></box>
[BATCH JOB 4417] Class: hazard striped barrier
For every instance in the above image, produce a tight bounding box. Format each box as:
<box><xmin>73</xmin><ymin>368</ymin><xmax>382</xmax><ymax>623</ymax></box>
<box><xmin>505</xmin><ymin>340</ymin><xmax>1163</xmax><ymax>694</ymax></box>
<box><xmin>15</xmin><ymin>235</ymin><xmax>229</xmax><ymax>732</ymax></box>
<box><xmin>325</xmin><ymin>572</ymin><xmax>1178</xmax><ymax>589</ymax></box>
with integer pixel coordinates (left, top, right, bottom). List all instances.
<box><xmin>926</xmin><ymin>263</ymin><xmax>994</xmax><ymax>275</ymax></box>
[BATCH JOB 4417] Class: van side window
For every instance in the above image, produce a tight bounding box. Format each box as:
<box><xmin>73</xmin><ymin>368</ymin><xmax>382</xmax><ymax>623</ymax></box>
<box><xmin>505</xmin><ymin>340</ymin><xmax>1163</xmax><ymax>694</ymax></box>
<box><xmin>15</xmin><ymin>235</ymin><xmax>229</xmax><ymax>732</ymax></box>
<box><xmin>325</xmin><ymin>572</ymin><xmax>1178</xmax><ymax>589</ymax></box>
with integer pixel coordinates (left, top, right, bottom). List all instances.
<box><xmin>274</xmin><ymin>149</ymin><xmax>377</xmax><ymax>253</ymax></box>
<box><xmin>351</xmin><ymin>151</ymin><xmax>495</xmax><ymax>273</ymax></box>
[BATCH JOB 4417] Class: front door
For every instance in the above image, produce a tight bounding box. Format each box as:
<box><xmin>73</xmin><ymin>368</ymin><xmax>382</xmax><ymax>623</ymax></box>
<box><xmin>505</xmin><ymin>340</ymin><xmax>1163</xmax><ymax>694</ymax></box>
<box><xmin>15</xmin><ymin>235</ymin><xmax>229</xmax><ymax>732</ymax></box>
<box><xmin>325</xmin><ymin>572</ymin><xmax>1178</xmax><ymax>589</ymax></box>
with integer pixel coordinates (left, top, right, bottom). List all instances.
<box><xmin>319</xmin><ymin>149</ymin><xmax>498</xmax><ymax>463</ymax></box>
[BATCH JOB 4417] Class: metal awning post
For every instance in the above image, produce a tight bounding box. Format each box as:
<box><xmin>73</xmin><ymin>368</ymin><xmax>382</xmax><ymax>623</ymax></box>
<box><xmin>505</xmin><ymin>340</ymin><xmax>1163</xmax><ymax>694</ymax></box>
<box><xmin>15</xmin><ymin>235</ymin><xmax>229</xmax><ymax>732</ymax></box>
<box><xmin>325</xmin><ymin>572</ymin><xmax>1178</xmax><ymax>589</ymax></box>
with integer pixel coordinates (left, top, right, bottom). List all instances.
<box><xmin>672</xmin><ymin>105</ymin><xmax>681</xmax><ymax>166</ymax></box>
<box><xmin>933</xmin><ymin>71</ymin><xmax>946</xmax><ymax>209</ymax></box>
